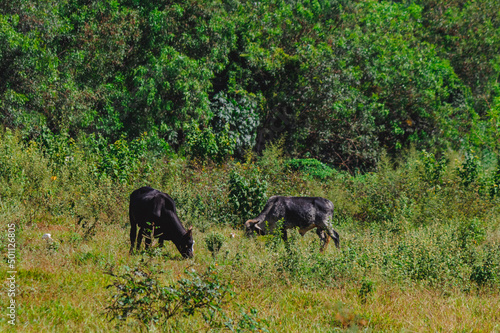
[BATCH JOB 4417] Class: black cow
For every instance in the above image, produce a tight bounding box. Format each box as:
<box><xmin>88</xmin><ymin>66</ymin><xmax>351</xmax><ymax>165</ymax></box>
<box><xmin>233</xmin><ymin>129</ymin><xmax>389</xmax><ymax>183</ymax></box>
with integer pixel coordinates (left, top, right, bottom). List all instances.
<box><xmin>129</xmin><ymin>186</ymin><xmax>194</xmax><ymax>258</ymax></box>
<box><xmin>244</xmin><ymin>196</ymin><xmax>340</xmax><ymax>251</ymax></box>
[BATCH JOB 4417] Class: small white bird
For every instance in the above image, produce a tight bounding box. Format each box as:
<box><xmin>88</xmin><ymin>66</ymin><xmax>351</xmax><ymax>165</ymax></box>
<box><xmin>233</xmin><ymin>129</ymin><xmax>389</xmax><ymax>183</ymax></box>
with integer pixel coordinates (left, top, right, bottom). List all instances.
<box><xmin>42</xmin><ymin>233</ymin><xmax>54</xmax><ymax>242</ymax></box>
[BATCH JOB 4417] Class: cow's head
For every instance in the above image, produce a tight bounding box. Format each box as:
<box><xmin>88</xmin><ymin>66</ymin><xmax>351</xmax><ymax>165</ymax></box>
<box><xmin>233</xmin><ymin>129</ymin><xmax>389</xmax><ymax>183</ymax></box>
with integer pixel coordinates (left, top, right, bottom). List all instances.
<box><xmin>176</xmin><ymin>226</ymin><xmax>194</xmax><ymax>258</ymax></box>
<box><xmin>244</xmin><ymin>219</ymin><xmax>265</xmax><ymax>236</ymax></box>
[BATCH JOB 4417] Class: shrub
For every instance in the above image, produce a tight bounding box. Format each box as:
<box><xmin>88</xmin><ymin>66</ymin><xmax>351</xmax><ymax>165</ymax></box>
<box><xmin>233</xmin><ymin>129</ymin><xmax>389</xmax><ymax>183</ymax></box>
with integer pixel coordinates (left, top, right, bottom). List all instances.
<box><xmin>106</xmin><ymin>264</ymin><xmax>232</xmax><ymax>330</ymax></box>
<box><xmin>489</xmin><ymin>155</ymin><xmax>500</xmax><ymax>198</ymax></box>
<box><xmin>457</xmin><ymin>151</ymin><xmax>480</xmax><ymax>187</ymax></box>
<box><xmin>205</xmin><ymin>231</ymin><xmax>227</xmax><ymax>258</ymax></box>
<box><xmin>419</xmin><ymin>150</ymin><xmax>447</xmax><ymax>185</ymax></box>
<box><xmin>358</xmin><ymin>278</ymin><xmax>375</xmax><ymax>304</ymax></box>
<box><xmin>228</xmin><ymin>169</ymin><xmax>268</xmax><ymax>221</ymax></box>
<box><xmin>469</xmin><ymin>244</ymin><xmax>499</xmax><ymax>287</ymax></box>
<box><xmin>286</xmin><ymin>158</ymin><xmax>334</xmax><ymax>180</ymax></box>
<box><xmin>185</xmin><ymin>123</ymin><xmax>237</xmax><ymax>164</ymax></box>
<box><xmin>105</xmin><ymin>262</ymin><xmax>269</xmax><ymax>331</ymax></box>
<box><xmin>456</xmin><ymin>218</ymin><xmax>486</xmax><ymax>250</ymax></box>
<box><xmin>210</xmin><ymin>91</ymin><xmax>261</xmax><ymax>157</ymax></box>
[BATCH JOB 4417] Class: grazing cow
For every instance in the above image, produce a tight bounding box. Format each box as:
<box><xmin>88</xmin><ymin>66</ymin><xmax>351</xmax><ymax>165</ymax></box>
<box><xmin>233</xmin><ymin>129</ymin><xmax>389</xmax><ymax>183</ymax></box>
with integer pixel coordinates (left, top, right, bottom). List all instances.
<box><xmin>129</xmin><ymin>186</ymin><xmax>194</xmax><ymax>258</ymax></box>
<box><xmin>245</xmin><ymin>196</ymin><xmax>340</xmax><ymax>251</ymax></box>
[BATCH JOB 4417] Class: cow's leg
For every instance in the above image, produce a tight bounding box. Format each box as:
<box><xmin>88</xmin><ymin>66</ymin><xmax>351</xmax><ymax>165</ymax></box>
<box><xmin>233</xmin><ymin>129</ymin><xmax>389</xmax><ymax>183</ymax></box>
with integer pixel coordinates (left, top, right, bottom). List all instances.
<box><xmin>325</xmin><ymin>227</ymin><xmax>340</xmax><ymax>249</ymax></box>
<box><xmin>136</xmin><ymin>227</ymin><xmax>144</xmax><ymax>251</ymax></box>
<box><xmin>316</xmin><ymin>228</ymin><xmax>330</xmax><ymax>252</ymax></box>
<box><xmin>281</xmin><ymin>227</ymin><xmax>288</xmax><ymax>242</ymax></box>
<box><xmin>316</xmin><ymin>216</ymin><xmax>340</xmax><ymax>249</ymax></box>
<box><xmin>129</xmin><ymin>217</ymin><xmax>137</xmax><ymax>254</ymax></box>
<box><xmin>158</xmin><ymin>237</ymin><xmax>165</xmax><ymax>248</ymax></box>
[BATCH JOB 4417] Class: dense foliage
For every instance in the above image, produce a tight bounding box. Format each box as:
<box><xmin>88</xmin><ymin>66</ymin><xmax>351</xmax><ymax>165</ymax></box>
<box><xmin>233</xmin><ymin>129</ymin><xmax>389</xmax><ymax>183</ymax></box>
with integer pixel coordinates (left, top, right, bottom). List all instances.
<box><xmin>1</xmin><ymin>0</ymin><xmax>499</xmax><ymax>170</ymax></box>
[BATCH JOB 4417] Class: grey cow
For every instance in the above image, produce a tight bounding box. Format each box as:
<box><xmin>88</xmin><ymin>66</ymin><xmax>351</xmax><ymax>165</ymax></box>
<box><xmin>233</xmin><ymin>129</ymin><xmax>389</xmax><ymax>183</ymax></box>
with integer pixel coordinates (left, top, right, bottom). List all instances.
<box><xmin>244</xmin><ymin>196</ymin><xmax>340</xmax><ymax>251</ymax></box>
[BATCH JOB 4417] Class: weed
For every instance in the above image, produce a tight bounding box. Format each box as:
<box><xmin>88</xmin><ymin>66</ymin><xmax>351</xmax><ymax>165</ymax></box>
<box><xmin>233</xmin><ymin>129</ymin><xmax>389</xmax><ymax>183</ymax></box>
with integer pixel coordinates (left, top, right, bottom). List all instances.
<box><xmin>4</xmin><ymin>128</ymin><xmax>500</xmax><ymax>332</ymax></box>
<box><xmin>358</xmin><ymin>278</ymin><xmax>375</xmax><ymax>304</ymax></box>
<box><xmin>205</xmin><ymin>231</ymin><xmax>226</xmax><ymax>258</ymax></box>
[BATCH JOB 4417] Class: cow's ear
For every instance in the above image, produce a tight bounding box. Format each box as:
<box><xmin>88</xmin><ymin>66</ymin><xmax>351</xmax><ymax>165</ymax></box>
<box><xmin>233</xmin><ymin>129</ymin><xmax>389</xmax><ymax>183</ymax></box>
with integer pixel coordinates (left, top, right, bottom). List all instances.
<box><xmin>185</xmin><ymin>227</ymin><xmax>193</xmax><ymax>236</ymax></box>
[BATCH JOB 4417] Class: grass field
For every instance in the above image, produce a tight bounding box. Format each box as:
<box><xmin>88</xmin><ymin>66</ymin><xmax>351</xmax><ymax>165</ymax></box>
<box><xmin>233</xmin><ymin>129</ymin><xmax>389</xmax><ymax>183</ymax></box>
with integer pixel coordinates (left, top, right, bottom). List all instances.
<box><xmin>3</xmin><ymin>221</ymin><xmax>500</xmax><ymax>332</ymax></box>
<box><xmin>1</xmin><ymin>132</ymin><xmax>499</xmax><ymax>331</ymax></box>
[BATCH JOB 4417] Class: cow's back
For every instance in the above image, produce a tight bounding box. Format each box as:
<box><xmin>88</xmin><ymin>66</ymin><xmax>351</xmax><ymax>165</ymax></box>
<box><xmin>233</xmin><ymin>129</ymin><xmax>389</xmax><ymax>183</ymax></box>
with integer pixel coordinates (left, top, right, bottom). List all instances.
<box><xmin>279</xmin><ymin>196</ymin><xmax>333</xmax><ymax>228</ymax></box>
<box><xmin>130</xmin><ymin>186</ymin><xmax>176</xmax><ymax>222</ymax></box>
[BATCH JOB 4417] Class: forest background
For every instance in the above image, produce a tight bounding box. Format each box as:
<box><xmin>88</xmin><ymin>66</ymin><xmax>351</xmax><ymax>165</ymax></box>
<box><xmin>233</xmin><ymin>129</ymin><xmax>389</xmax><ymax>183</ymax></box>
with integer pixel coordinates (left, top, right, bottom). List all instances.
<box><xmin>1</xmin><ymin>0</ymin><xmax>500</xmax><ymax>331</ymax></box>
<box><xmin>2</xmin><ymin>0</ymin><xmax>500</xmax><ymax>169</ymax></box>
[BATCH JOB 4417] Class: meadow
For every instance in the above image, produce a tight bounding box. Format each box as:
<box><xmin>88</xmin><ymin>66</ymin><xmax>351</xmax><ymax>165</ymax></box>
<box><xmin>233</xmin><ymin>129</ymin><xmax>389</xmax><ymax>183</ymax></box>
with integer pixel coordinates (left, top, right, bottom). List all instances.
<box><xmin>1</xmin><ymin>129</ymin><xmax>499</xmax><ymax>332</ymax></box>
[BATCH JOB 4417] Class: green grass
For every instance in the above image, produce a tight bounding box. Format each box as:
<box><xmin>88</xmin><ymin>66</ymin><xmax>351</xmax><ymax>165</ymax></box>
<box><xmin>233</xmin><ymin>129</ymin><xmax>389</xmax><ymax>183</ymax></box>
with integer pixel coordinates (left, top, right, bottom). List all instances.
<box><xmin>1</xmin><ymin>131</ymin><xmax>500</xmax><ymax>331</ymax></box>
<box><xmin>4</xmin><ymin>223</ymin><xmax>500</xmax><ymax>332</ymax></box>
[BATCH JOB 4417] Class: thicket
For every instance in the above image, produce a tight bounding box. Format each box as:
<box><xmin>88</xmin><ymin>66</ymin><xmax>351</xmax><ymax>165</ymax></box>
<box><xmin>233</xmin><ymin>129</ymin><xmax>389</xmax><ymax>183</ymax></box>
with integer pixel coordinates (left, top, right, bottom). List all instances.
<box><xmin>1</xmin><ymin>0</ymin><xmax>499</xmax><ymax>170</ymax></box>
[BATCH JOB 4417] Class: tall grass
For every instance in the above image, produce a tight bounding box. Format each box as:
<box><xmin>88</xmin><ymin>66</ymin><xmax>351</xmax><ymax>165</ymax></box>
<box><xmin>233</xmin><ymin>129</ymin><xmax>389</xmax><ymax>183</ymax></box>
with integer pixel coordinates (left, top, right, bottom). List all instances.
<box><xmin>1</xmin><ymin>129</ymin><xmax>499</xmax><ymax>331</ymax></box>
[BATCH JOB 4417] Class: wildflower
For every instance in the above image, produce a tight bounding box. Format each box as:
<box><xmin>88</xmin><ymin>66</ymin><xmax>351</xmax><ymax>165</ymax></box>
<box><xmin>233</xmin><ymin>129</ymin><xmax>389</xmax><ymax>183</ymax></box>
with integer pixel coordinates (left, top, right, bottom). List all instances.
<box><xmin>51</xmin><ymin>176</ymin><xmax>57</xmax><ymax>181</ymax></box>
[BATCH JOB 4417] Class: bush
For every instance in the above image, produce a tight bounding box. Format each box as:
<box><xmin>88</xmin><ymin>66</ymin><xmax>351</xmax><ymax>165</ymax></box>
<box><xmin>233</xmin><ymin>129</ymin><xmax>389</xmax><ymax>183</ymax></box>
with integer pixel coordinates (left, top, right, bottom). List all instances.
<box><xmin>228</xmin><ymin>168</ymin><xmax>268</xmax><ymax>221</ymax></box>
<box><xmin>457</xmin><ymin>151</ymin><xmax>480</xmax><ymax>187</ymax></box>
<box><xmin>205</xmin><ymin>231</ymin><xmax>227</xmax><ymax>258</ymax></box>
<box><xmin>3</xmin><ymin>0</ymin><xmax>498</xmax><ymax>171</ymax></box>
<box><xmin>469</xmin><ymin>244</ymin><xmax>499</xmax><ymax>287</ymax></box>
<box><xmin>456</xmin><ymin>218</ymin><xmax>486</xmax><ymax>250</ymax></box>
<box><xmin>419</xmin><ymin>150</ymin><xmax>447</xmax><ymax>185</ymax></box>
<box><xmin>210</xmin><ymin>91</ymin><xmax>261</xmax><ymax>157</ymax></box>
<box><xmin>358</xmin><ymin>278</ymin><xmax>375</xmax><ymax>304</ymax></box>
<box><xmin>185</xmin><ymin>123</ymin><xmax>237</xmax><ymax>164</ymax></box>
<box><xmin>106</xmin><ymin>264</ymin><xmax>232</xmax><ymax>330</ymax></box>
<box><xmin>105</xmin><ymin>262</ymin><xmax>269</xmax><ymax>331</ymax></box>
<box><xmin>286</xmin><ymin>158</ymin><xmax>334</xmax><ymax>180</ymax></box>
